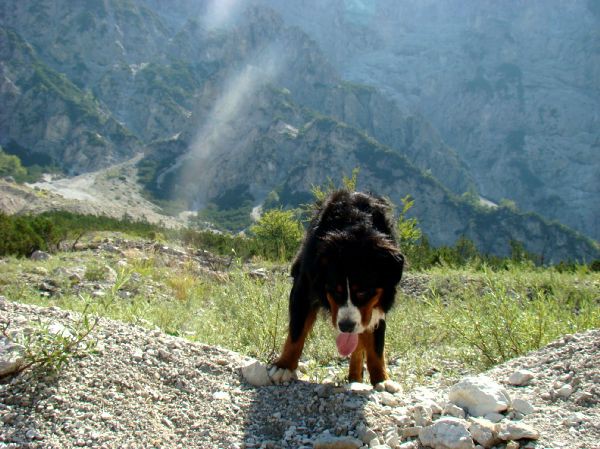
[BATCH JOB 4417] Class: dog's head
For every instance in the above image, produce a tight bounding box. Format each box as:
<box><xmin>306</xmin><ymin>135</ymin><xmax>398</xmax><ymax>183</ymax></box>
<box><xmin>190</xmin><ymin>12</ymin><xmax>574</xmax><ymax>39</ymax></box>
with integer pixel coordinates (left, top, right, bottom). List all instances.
<box><xmin>314</xmin><ymin>226</ymin><xmax>404</xmax><ymax>335</ymax></box>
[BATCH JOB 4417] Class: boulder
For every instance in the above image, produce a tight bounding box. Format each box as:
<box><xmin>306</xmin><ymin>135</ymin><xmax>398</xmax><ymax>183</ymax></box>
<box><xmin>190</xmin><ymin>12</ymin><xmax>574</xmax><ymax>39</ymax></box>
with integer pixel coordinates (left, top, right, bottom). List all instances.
<box><xmin>448</xmin><ymin>376</ymin><xmax>511</xmax><ymax>417</ymax></box>
<box><xmin>419</xmin><ymin>417</ymin><xmax>475</xmax><ymax>449</ymax></box>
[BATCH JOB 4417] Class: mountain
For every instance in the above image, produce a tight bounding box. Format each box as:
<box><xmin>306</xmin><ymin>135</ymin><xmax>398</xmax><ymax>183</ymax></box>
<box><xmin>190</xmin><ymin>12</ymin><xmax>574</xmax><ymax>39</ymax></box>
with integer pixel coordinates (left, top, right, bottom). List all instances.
<box><xmin>257</xmin><ymin>0</ymin><xmax>600</xmax><ymax>241</ymax></box>
<box><xmin>0</xmin><ymin>0</ymin><xmax>597</xmax><ymax>262</ymax></box>
<box><xmin>0</xmin><ymin>27</ymin><xmax>138</xmax><ymax>173</ymax></box>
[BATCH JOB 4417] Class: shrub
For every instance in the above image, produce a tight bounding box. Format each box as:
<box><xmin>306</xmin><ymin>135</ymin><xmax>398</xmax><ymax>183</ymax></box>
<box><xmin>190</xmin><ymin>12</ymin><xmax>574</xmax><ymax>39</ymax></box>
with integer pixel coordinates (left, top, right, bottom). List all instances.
<box><xmin>250</xmin><ymin>209</ymin><xmax>303</xmax><ymax>261</ymax></box>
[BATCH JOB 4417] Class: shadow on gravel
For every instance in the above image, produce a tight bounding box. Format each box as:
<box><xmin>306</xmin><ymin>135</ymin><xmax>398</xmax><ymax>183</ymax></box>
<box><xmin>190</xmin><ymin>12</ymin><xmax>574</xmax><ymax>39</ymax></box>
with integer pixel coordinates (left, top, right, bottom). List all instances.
<box><xmin>0</xmin><ymin>370</ymin><xmax>60</xmax><ymax>446</ymax></box>
<box><xmin>242</xmin><ymin>379</ymin><xmax>369</xmax><ymax>448</ymax></box>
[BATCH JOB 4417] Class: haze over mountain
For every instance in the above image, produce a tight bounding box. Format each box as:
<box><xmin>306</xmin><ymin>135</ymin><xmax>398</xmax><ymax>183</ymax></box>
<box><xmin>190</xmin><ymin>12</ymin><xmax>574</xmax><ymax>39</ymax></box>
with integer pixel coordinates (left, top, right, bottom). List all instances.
<box><xmin>258</xmin><ymin>0</ymin><xmax>600</xmax><ymax>240</ymax></box>
<box><xmin>0</xmin><ymin>0</ymin><xmax>598</xmax><ymax>262</ymax></box>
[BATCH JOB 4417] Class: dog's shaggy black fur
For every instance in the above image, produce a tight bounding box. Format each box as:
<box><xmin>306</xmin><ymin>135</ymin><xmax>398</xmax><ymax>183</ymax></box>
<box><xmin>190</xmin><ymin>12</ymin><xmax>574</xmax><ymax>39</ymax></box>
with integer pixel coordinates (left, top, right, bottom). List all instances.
<box><xmin>271</xmin><ymin>190</ymin><xmax>404</xmax><ymax>384</ymax></box>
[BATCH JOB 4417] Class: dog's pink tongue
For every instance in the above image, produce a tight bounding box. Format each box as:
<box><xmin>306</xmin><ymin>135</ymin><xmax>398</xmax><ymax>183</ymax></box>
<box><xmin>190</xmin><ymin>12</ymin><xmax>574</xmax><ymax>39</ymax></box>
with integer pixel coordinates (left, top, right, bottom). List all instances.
<box><xmin>336</xmin><ymin>332</ymin><xmax>358</xmax><ymax>357</ymax></box>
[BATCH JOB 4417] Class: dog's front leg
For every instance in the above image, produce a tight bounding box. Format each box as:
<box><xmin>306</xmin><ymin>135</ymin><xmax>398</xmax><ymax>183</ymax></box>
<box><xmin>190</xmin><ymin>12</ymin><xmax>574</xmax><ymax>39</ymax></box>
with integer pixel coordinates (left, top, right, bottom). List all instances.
<box><xmin>364</xmin><ymin>320</ymin><xmax>388</xmax><ymax>385</ymax></box>
<box><xmin>269</xmin><ymin>278</ymin><xmax>317</xmax><ymax>383</ymax></box>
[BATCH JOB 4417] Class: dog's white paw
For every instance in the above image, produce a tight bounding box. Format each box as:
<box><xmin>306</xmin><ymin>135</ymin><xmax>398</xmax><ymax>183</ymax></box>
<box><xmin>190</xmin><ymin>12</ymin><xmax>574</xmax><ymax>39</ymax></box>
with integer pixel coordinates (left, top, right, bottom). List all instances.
<box><xmin>268</xmin><ymin>365</ymin><xmax>297</xmax><ymax>384</ymax></box>
<box><xmin>374</xmin><ymin>379</ymin><xmax>402</xmax><ymax>394</ymax></box>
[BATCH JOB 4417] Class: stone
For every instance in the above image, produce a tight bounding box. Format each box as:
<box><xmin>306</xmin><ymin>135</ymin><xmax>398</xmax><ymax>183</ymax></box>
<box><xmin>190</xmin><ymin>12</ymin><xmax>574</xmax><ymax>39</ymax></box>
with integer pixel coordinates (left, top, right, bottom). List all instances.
<box><xmin>448</xmin><ymin>376</ymin><xmax>511</xmax><ymax>417</ymax></box>
<box><xmin>418</xmin><ymin>417</ymin><xmax>475</xmax><ymax>449</ymax></box>
<box><xmin>357</xmin><ymin>426</ymin><xmax>378</xmax><ymax>444</ymax></box>
<box><xmin>47</xmin><ymin>322</ymin><xmax>74</xmax><ymax>339</ymax></box>
<box><xmin>508</xmin><ymin>369</ymin><xmax>535</xmax><ymax>386</ymax></box>
<box><xmin>555</xmin><ymin>384</ymin><xmax>573</xmax><ymax>399</ymax></box>
<box><xmin>30</xmin><ymin>250</ymin><xmax>51</xmax><ymax>261</ymax></box>
<box><xmin>401</xmin><ymin>427</ymin><xmax>422</xmax><ymax>438</ymax></box>
<box><xmin>498</xmin><ymin>422</ymin><xmax>540</xmax><ymax>441</ymax></box>
<box><xmin>398</xmin><ymin>442</ymin><xmax>419</xmax><ymax>449</ymax></box>
<box><xmin>379</xmin><ymin>391</ymin><xmax>400</xmax><ymax>406</ymax></box>
<box><xmin>563</xmin><ymin>412</ymin><xmax>586</xmax><ymax>427</ymax></box>
<box><xmin>212</xmin><ymin>391</ymin><xmax>230</xmax><ymax>401</ymax></box>
<box><xmin>412</xmin><ymin>404</ymin><xmax>433</xmax><ymax>427</ymax></box>
<box><xmin>511</xmin><ymin>398</ymin><xmax>535</xmax><ymax>415</ymax></box>
<box><xmin>443</xmin><ymin>403</ymin><xmax>466</xmax><ymax>419</ymax></box>
<box><xmin>241</xmin><ymin>360</ymin><xmax>272</xmax><ymax>387</ymax></box>
<box><xmin>505</xmin><ymin>442</ymin><xmax>520</xmax><ymax>449</ymax></box>
<box><xmin>313</xmin><ymin>435</ymin><xmax>363</xmax><ymax>449</ymax></box>
<box><xmin>0</xmin><ymin>337</ymin><xmax>24</xmax><ymax>377</ymax></box>
<box><xmin>348</xmin><ymin>382</ymin><xmax>373</xmax><ymax>395</ymax></box>
<box><xmin>468</xmin><ymin>418</ymin><xmax>501</xmax><ymax>448</ymax></box>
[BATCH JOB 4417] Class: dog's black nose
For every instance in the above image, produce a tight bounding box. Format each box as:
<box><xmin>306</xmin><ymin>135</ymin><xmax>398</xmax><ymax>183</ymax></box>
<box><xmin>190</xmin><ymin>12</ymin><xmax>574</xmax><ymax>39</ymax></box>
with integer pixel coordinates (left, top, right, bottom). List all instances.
<box><xmin>338</xmin><ymin>320</ymin><xmax>356</xmax><ymax>333</ymax></box>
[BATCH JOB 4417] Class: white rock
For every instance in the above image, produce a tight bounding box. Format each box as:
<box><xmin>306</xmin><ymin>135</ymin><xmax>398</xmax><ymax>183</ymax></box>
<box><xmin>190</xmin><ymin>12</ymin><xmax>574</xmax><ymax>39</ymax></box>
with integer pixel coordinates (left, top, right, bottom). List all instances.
<box><xmin>47</xmin><ymin>322</ymin><xmax>74</xmax><ymax>339</ymax></box>
<box><xmin>563</xmin><ymin>412</ymin><xmax>586</xmax><ymax>427</ymax></box>
<box><xmin>212</xmin><ymin>391</ymin><xmax>230</xmax><ymax>400</ymax></box>
<box><xmin>0</xmin><ymin>337</ymin><xmax>24</xmax><ymax>377</ymax></box>
<box><xmin>555</xmin><ymin>384</ymin><xmax>573</xmax><ymax>399</ymax></box>
<box><xmin>241</xmin><ymin>360</ymin><xmax>272</xmax><ymax>387</ymax></box>
<box><xmin>348</xmin><ymin>382</ymin><xmax>373</xmax><ymax>394</ymax></box>
<box><xmin>379</xmin><ymin>391</ymin><xmax>400</xmax><ymax>406</ymax></box>
<box><xmin>448</xmin><ymin>376</ymin><xmax>511</xmax><ymax>417</ymax></box>
<box><xmin>511</xmin><ymin>398</ymin><xmax>535</xmax><ymax>415</ymax></box>
<box><xmin>412</xmin><ymin>404</ymin><xmax>433</xmax><ymax>427</ymax></box>
<box><xmin>419</xmin><ymin>417</ymin><xmax>475</xmax><ymax>449</ymax></box>
<box><xmin>398</xmin><ymin>442</ymin><xmax>419</xmax><ymax>449</ymax></box>
<box><xmin>357</xmin><ymin>426</ymin><xmax>378</xmax><ymax>444</ymax></box>
<box><xmin>30</xmin><ymin>250</ymin><xmax>51</xmax><ymax>261</ymax></box>
<box><xmin>443</xmin><ymin>403</ymin><xmax>466</xmax><ymax>419</ymax></box>
<box><xmin>313</xmin><ymin>435</ymin><xmax>363</xmax><ymax>449</ymax></box>
<box><xmin>401</xmin><ymin>427</ymin><xmax>422</xmax><ymax>438</ymax></box>
<box><xmin>391</xmin><ymin>412</ymin><xmax>412</xmax><ymax>427</ymax></box>
<box><xmin>498</xmin><ymin>422</ymin><xmax>540</xmax><ymax>440</ymax></box>
<box><xmin>468</xmin><ymin>418</ymin><xmax>501</xmax><ymax>448</ymax></box>
<box><xmin>483</xmin><ymin>412</ymin><xmax>505</xmax><ymax>423</ymax></box>
<box><xmin>508</xmin><ymin>369</ymin><xmax>535</xmax><ymax>386</ymax></box>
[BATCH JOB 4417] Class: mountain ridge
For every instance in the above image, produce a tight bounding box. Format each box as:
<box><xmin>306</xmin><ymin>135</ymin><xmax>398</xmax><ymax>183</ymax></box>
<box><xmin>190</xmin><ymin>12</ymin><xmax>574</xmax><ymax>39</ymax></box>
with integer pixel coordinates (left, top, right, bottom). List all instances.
<box><xmin>0</xmin><ymin>0</ymin><xmax>598</xmax><ymax>262</ymax></box>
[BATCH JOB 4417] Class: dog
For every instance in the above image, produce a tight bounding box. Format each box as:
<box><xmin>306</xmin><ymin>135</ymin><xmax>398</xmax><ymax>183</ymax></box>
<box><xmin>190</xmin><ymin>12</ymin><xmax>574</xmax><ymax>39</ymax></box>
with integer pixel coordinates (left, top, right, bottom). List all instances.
<box><xmin>269</xmin><ymin>190</ymin><xmax>404</xmax><ymax>385</ymax></box>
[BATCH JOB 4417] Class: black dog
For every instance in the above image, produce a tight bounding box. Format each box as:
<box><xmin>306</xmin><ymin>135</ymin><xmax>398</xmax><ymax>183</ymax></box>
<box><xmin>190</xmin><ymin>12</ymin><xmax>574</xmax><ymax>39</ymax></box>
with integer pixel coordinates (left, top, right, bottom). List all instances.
<box><xmin>269</xmin><ymin>190</ymin><xmax>404</xmax><ymax>385</ymax></box>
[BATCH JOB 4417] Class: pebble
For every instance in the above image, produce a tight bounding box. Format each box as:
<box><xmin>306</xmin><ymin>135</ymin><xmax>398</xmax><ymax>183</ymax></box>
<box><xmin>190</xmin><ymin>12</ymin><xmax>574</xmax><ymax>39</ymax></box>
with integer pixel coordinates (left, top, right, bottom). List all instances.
<box><xmin>508</xmin><ymin>369</ymin><xmax>535</xmax><ymax>386</ymax></box>
<box><xmin>498</xmin><ymin>421</ymin><xmax>540</xmax><ymax>441</ymax></box>
<box><xmin>443</xmin><ymin>403</ymin><xmax>466</xmax><ymax>419</ymax></box>
<box><xmin>555</xmin><ymin>384</ymin><xmax>573</xmax><ymax>399</ymax></box>
<box><xmin>313</xmin><ymin>435</ymin><xmax>363</xmax><ymax>449</ymax></box>
<box><xmin>511</xmin><ymin>398</ymin><xmax>535</xmax><ymax>415</ymax></box>
<box><xmin>241</xmin><ymin>360</ymin><xmax>272</xmax><ymax>387</ymax></box>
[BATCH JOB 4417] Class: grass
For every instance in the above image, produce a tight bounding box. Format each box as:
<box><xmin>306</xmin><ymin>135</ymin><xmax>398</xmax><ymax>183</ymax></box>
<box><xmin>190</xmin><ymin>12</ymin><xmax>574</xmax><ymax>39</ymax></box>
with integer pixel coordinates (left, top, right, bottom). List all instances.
<box><xmin>1</xmin><ymin>235</ymin><xmax>598</xmax><ymax>387</ymax></box>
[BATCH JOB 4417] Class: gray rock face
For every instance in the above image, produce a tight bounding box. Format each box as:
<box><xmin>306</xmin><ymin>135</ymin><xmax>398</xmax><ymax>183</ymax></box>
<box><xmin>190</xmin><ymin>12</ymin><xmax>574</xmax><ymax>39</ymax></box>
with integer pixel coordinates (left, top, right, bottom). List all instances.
<box><xmin>258</xmin><ymin>0</ymin><xmax>600</xmax><ymax>241</ymax></box>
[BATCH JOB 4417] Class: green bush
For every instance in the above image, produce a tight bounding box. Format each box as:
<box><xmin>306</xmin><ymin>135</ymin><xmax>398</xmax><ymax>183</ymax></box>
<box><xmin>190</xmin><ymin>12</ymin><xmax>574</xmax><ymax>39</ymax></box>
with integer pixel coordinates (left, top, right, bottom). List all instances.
<box><xmin>250</xmin><ymin>209</ymin><xmax>303</xmax><ymax>261</ymax></box>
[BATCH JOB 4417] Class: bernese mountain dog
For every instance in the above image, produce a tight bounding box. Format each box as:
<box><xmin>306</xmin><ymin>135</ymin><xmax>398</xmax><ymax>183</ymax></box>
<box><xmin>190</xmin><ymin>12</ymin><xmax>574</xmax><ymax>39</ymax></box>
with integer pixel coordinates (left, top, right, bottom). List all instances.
<box><xmin>269</xmin><ymin>190</ymin><xmax>404</xmax><ymax>385</ymax></box>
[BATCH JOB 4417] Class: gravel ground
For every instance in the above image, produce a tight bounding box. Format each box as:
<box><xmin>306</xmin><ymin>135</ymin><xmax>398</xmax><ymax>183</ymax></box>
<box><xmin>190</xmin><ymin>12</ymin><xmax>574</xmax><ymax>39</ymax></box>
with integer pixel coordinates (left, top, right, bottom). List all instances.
<box><xmin>1</xmin><ymin>297</ymin><xmax>599</xmax><ymax>449</ymax></box>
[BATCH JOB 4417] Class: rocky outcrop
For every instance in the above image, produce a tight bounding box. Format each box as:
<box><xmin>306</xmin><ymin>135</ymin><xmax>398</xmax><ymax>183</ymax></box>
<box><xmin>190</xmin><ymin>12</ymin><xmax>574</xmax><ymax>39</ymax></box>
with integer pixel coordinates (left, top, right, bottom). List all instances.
<box><xmin>258</xmin><ymin>0</ymin><xmax>600</xmax><ymax>240</ymax></box>
<box><xmin>0</xmin><ymin>27</ymin><xmax>139</xmax><ymax>173</ymax></box>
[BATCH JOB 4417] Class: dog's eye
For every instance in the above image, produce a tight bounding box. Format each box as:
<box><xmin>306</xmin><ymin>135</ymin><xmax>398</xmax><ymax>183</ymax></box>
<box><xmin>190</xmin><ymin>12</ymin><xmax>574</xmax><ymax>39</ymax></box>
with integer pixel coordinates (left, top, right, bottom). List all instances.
<box><xmin>355</xmin><ymin>289</ymin><xmax>375</xmax><ymax>301</ymax></box>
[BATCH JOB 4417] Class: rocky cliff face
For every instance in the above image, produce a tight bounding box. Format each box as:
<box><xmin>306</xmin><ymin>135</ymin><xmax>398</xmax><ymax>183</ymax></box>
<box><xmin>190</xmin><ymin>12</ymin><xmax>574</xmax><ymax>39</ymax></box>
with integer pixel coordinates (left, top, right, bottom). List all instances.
<box><xmin>258</xmin><ymin>0</ymin><xmax>600</xmax><ymax>241</ymax></box>
<box><xmin>0</xmin><ymin>27</ymin><xmax>138</xmax><ymax>173</ymax></box>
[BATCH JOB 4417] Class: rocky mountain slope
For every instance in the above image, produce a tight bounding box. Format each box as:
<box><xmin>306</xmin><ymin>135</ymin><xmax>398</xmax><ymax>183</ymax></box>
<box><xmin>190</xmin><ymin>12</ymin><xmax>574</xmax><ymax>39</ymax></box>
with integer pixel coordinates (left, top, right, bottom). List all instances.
<box><xmin>0</xmin><ymin>27</ymin><xmax>139</xmax><ymax>174</ymax></box>
<box><xmin>258</xmin><ymin>0</ymin><xmax>600</xmax><ymax>241</ymax></box>
<box><xmin>1</xmin><ymin>0</ymin><xmax>598</xmax><ymax>261</ymax></box>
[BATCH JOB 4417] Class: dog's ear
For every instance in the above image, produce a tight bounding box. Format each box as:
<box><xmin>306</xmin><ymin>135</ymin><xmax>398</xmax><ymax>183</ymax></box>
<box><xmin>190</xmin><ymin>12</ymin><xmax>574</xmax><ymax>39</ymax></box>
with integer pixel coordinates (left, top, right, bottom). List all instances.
<box><xmin>377</xmin><ymin>246</ymin><xmax>404</xmax><ymax>287</ymax></box>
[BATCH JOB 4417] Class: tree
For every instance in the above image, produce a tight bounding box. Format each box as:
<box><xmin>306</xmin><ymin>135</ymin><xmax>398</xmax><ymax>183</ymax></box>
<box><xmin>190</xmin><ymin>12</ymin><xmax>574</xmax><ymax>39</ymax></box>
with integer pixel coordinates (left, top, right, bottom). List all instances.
<box><xmin>0</xmin><ymin>147</ymin><xmax>27</xmax><ymax>181</ymax></box>
<box><xmin>250</xmin><ymin>209</ymin><xmax>303</xmax><ymax>261</ymax></box>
